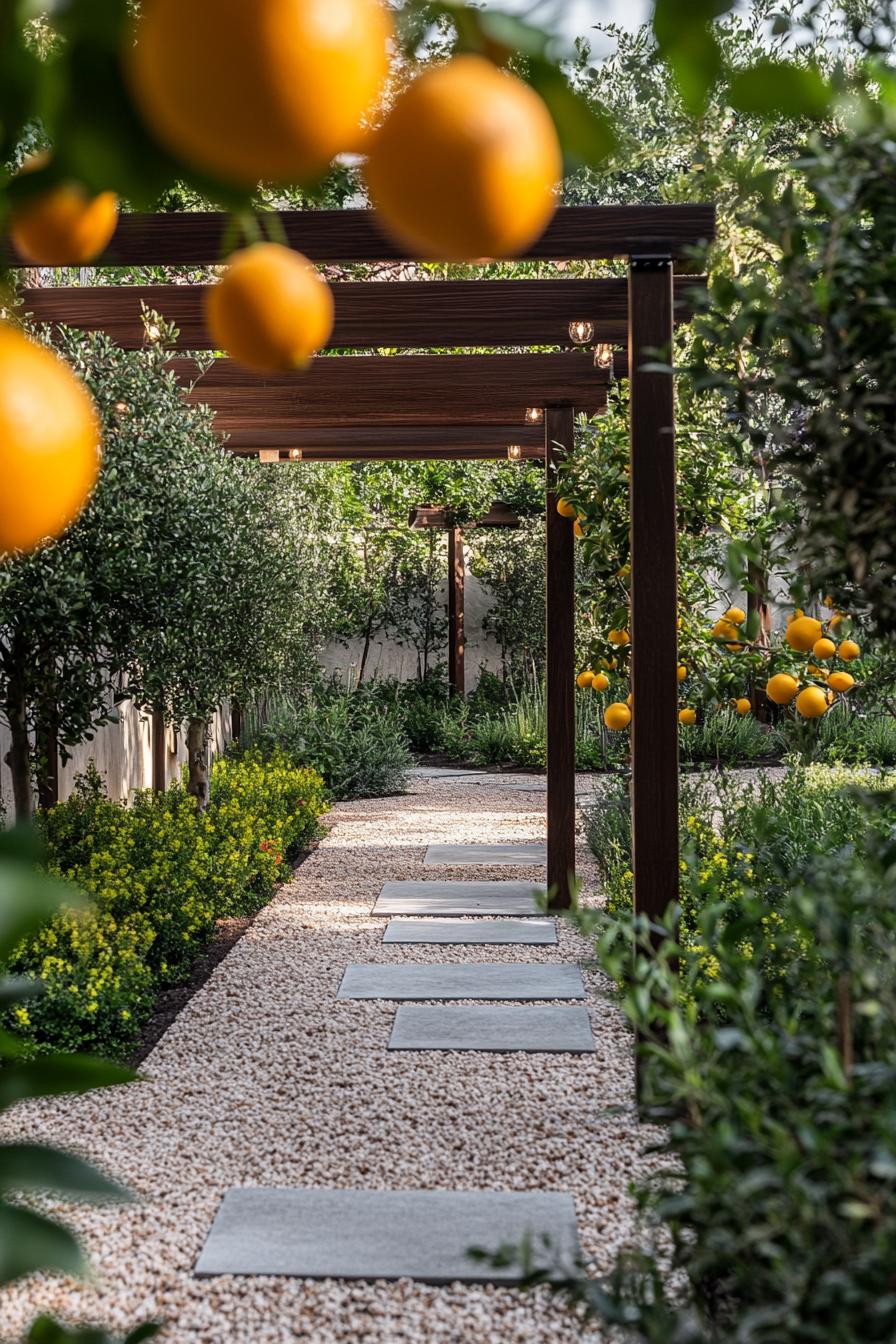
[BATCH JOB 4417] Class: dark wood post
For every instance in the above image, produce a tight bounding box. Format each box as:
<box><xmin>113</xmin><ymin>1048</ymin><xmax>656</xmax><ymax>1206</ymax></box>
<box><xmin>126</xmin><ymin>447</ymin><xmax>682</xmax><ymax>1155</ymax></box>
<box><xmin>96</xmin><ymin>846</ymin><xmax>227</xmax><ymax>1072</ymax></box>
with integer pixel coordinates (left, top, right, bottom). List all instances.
<box><xmin>628</xmin><ymin>257</ymin><xmax>678</xmax><ymax>927</ymax></box>
<box><xmin>447</xmin><ymin>525</ymin><xmax>465</xmax><ymax>697</ymax></box>
<box><xmin>545</xmin><ymin>405</ymin><xmax>576</xmax><ymax>908</ymax></box>
<box><xmin>151</xmin><ymin>707</ymin><xmax>166</xmax><ymax>793</ymax></box>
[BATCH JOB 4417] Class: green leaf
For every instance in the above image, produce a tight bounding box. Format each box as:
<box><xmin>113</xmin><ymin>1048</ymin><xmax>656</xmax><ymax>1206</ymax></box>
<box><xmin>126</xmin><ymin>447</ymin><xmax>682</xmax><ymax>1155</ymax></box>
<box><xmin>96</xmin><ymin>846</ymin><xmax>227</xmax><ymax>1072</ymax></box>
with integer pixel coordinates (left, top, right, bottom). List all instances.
<box><xmin>527</xmin><ymin>57</ymin><xmax>617</xmax><ymax>167</ymax></box>
<box><xmin>0</xmin><ymin>1202</ymin><xmax>87</xmax><ymax>1286</ymax></box>
<box><xmin>0</xmin><ymin>1143</ymin><xmax>131</xmax><ymax>1202</ymax></box>
<box><xmin>728</xmin><ymin>60</ymin><xmax>834</xmax><ymax>119</ymax></box>
<box><xmin>0</xmin><ymin>849</ymin><xmax>83</xmax><ymax>963</ymax></box>
<box><xmin>653</xmin><ymin>0</ymin><xmax>734</xmax><ymax>113</ymax></box>
<box><xmin>0</xmin><ymin>1054</ymin><xmax>134</xmax><ymax>1112</ymax></box>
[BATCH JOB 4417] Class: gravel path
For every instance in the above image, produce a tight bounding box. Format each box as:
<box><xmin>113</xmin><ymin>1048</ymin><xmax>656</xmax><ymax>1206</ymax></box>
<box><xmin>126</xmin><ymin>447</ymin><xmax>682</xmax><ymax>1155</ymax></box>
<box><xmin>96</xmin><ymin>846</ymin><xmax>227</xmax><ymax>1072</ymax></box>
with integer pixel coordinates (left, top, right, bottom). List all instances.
<box><xmin>1</xmin><ymin>770</ymin><xmax>654</xmax><ymax>1343</ymax></box>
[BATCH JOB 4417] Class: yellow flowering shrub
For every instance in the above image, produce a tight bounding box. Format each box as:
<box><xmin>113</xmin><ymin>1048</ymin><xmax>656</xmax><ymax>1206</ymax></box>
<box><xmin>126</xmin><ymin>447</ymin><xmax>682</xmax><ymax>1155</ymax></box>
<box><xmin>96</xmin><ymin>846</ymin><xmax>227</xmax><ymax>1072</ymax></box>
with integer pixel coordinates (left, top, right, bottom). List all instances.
<box><xmin>5</xmin><ymin>754</ymin><xmax>327</xmax><ymax>1057</ymax></box>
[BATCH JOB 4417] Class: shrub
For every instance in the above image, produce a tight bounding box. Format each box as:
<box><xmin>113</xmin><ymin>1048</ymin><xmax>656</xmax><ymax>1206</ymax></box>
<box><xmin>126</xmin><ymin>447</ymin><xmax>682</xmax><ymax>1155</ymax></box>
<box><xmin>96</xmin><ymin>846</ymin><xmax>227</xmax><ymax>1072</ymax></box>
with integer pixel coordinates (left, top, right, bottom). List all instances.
<box><xmin>570</xmin><ymin>790</ymin><xmax>896</xmax><ymax>1343</ymax></box>
<box><xmin>679</xmin><ymin>706</ymin><xmax>774</xmax><ymax>766</ymax></box>
<box><xmin>5</xmin><ymin>753</ymin><xmax>327</xmax><ymax>1057</ymax></box>
<box><xmin>246</xmin><ymin>690</ymin><xmax>412</xmax><ymax>799</ymax></box>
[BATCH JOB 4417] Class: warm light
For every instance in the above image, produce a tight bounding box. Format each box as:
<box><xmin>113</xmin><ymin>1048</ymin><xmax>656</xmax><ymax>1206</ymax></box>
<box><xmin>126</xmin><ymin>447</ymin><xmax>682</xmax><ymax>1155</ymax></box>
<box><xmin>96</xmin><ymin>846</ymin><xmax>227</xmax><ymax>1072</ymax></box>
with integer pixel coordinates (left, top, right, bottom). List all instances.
<box><xmin>524</xmin><ymin>407</ymin><xmax>544</xmax><ymax>424</ymax></box>
<box><xmin>114</xmin><ymin>401</ymin><xmax>130</xmax><ymax>416</ymax></box>
<box><xmin>507</xmin><ymin>443</ymin><xmax>523</xmax><ymax>461</ymax></box>
<box><xmin>146</xmin><ymin>322</ymin><xmax>162</xmax><ymax>343</ymax></box>
<box><xmin>258</xmin><ymin>449</ymin><xmax>280</xmax><ymax>463</ymax></box>
<box><xmin>289</xmin><ymin>447</ymin><xmax>303</xmax><ymax>460</ymax></box>
<box><xmin>569</xmin><ymin>319</ymin><xmax>594</xmax><ymax>344</ymax></box>
<box><xmin>593</xmin><ymin>343</ymin><xmax>614</xmax><ymax>371</ymax></box>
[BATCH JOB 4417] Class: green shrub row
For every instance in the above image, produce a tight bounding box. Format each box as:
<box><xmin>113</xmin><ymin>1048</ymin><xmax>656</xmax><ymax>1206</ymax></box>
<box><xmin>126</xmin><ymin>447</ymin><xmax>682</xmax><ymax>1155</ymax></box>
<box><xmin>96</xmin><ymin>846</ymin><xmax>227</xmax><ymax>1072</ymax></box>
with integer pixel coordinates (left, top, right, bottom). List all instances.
<box><xmin>5</xmin><ymin>750</ymin><xmax>328</xmax><ymax>1058</ymax></box>
<box><xmin>573</xmin><ymin>765</ymin><xmax>896</xmax><ymax>1341</ymax></box>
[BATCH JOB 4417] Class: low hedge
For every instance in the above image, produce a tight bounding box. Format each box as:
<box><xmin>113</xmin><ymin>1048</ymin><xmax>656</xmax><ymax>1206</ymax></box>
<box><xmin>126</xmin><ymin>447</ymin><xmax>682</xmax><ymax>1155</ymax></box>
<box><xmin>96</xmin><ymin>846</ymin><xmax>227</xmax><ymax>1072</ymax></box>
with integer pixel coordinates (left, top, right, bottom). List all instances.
<box><xmin>6</xmin><ymin>749</ymin><xmax>327</xmax><ymax>1057</ymax></box>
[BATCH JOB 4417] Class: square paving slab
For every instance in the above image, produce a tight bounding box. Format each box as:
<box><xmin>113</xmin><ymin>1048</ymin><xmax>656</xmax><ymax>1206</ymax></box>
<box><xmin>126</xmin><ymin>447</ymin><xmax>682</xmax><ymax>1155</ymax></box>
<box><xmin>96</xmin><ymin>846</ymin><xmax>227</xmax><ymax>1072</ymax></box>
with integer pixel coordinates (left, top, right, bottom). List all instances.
<box><xmin>388</xmin><ymin>1004</ymin><xmax>595</xmax><ymax>1053</ymax></box>
<box><xmin>195</xmin><ymin>1188</ymin><xmax>580</xmax><ymax>1283</ymax></box>
<box><xmin>337</xmin><ymin>963</ymin><xmax>584</xmax><ymax>1001</ymax></box>
<box><xmin>383</xmin><ymin>918</ymin><xmax>556</xmax><ymax>946</ymax></box>
<box><xmin>374</xmin><ymin>880</ymin><xmax>545</xmax><ymax>917</ymax></box>
<box><xmin>424</xmin><ymin>842</ymin><xmax>547</xmax><ymax>867</ymax></box>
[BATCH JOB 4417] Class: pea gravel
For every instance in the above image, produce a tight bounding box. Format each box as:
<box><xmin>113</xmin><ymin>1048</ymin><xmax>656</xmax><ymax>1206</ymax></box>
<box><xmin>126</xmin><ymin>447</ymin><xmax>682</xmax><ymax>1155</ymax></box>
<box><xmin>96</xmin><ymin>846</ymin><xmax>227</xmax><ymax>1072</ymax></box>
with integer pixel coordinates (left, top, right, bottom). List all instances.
<box><xmin>0</xmin><ymin>769</ymin><xmax>659</xmax><ymax>1343</ymax></box>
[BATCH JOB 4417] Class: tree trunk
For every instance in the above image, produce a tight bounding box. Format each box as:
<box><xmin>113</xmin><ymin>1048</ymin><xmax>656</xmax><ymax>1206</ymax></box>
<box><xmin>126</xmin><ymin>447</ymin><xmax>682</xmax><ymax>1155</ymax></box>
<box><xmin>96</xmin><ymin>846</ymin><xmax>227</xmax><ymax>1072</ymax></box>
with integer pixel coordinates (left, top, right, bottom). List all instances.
<box><xmin>35</xmin><ymin>706</ymin><xmax>59</xmax><ymax>811</ymax></box>
<box><xmin>4</xmin><ymin>659</ymin><xmax>33</xmax><ymax>823</ymax></box>
<box><xmin>186</xmin><ymin>717</ymin><xmax>210</xmax><ymax>810</ymax></box>
<box><xmin>357</xmin><ymin>616</ymin><xmax>374</xmax><ymax>685</ymax></box>
<box><xmin>230</xmin><ymin>698</ymin><xmax>243</xmax><ymax>743</ymax></box>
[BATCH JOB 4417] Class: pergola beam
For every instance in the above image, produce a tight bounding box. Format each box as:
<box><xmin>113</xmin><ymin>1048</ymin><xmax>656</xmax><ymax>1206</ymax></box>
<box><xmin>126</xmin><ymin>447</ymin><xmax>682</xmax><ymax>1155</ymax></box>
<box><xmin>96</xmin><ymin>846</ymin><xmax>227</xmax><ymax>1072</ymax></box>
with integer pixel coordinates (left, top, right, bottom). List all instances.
<box><xmin>221</xmin><ymin>422</ymin><xmax>553</xmax><ymax>453</ymax></box>
<box><xmin>3</xmin><ymin>205</ymin><xmax>716</xmax><ymax>267</ymax></box>
<box><xmin>173</xmin><ymin>353</ymin><xmax>611</xmax><ymax>424</ymax></box>
<box><xmin>19</xmin><ymin>276</ymin><xmax>705</xmax><ymax>351</ymax></box>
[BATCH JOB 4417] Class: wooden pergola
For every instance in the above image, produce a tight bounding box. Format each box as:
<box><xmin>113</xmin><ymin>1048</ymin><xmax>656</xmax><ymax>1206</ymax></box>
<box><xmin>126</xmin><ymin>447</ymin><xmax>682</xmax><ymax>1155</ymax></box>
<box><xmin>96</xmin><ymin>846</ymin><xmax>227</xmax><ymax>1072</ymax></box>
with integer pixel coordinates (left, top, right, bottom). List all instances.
<box><xmin>11</xmin><ymin>203</ymin><xmax>715</xmax><ymax>917</ymax></box>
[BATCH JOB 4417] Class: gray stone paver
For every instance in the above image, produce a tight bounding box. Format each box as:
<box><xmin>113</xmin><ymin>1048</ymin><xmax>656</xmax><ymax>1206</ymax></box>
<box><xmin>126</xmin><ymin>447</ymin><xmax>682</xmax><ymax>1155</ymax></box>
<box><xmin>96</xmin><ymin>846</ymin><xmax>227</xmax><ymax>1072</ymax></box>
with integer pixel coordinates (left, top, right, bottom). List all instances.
<box><xmin>374</xmin><ymin>880</ymin><xmax>545</xmax><ymax>917</ymax></box>
<box><xmin>424</xmin><ymin>843</ymin><xmax>546</xmax><ymax>867</ymax></box>
<box><xmin>383</xmin><ymin>918</ymin><xmax>556</xmax><ymax>945</ymax></box>
<box><xmin>388</xmin><ymin>1004</ymin><xmax>595</xmax><ymax>1054</ymax></box>
<box><xmin>337</xmin><ymin>963</ymin><xmax>584</xmax><ymax>1001</ymax></box>
<box><xmin>195</xmin><ymin>1188</ymin><xmax>580</xmax><ymax>1283</ymax></box>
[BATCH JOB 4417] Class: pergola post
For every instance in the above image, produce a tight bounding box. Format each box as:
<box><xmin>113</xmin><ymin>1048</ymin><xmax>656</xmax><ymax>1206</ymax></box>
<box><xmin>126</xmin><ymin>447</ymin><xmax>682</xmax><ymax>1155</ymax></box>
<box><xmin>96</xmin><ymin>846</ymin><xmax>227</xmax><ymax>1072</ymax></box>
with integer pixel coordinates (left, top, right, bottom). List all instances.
<box><xmin>628</xmin><ymin>257</ymin><xmax>679</xmax><ymax>927</ymax></box>
<box><xmin>545</xmin><ymin>405</ymin><xmax>576</xmax><ymax>909</ymax></box>
<box><xmin>447</xmin><ymin>525</ymin><xmax>465</xmax><ymax>697</ymax></box>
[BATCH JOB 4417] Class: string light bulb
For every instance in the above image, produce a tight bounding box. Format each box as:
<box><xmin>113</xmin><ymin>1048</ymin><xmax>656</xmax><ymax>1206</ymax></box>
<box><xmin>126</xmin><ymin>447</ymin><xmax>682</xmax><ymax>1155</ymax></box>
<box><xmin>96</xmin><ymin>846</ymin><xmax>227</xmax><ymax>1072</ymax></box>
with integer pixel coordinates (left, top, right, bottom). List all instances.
<box><xmin>289</xmin><ymin>447</ymin><xmax>303</xmax><ymax>460</ymax></box>
<box><xmin>524</xmin><ymin>407</ymin><xmax>544</xmax><ymax>424</ymax></box>
<box><xmin>506</xmin><ymin>443</ymin><xmax>523</xmax><ymax>461</ymax></box>
<box><xmin>593</xmin><ymin>343</ymin><xmax>614</xmax><ymax>371</ymax></box>
<box><xmin>569</xmin><ymin>319</ymin><xmax>594</xmax><ymax>345</ymax></box>
<box><xmin>258</xmin><ymin>449</ymin><xmax>280</xmax><ymax>463</ymax></box>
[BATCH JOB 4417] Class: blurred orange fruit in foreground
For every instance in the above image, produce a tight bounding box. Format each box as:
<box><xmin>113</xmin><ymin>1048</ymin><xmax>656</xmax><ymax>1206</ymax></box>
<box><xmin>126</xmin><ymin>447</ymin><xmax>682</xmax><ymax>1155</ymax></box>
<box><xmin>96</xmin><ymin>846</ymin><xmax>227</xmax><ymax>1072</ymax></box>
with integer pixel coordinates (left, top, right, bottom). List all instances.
<box><xmin>9</xmin><ymin>156</ymin><xmax>118</xmax><ymax>265</ymax></box>
<box><xmin>126</xmin><ymin>0</ymin><xmax>392</xmax><ymax>186</ymax></box>
<box><xmin>678</xmin><ymin>707</ymin><xmax>697</xmax><ymax>726</ymax></box>
<box><xmin>365</xmin><ymin>55</ymin><xmax>562</xmax><ymax>261</ymax></box>
<box><xmin>734</xmin><ymin>698</ymin><xmax>752</xmax><ymax>715</ymax></box>
<box><xmin>0</xmin><ymin>324</ymin><xmax>101</xmax><ymax>555</ymax></box>
<box><xmin>205</xmin><ymin>243</ymin><xmax>334</xmax><ymax>373</ymax></box>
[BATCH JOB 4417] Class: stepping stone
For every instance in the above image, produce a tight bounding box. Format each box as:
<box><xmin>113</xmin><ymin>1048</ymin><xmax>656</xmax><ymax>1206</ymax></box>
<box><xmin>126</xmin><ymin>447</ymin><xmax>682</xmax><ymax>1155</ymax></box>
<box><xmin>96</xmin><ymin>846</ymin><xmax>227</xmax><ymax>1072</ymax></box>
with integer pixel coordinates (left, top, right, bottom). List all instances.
<box><xmin>374</xmin><ymin>880</ymin><xmax>545</xmax><ymax>917</ymax></box>
<box><xmin>383</xmin><ymin>918</ymin><xmax>556</xmax><ymax>946</ymax></box>
<box><xmin>337</xmin><ymin>963</ymin><xmax>584</xmax><ymax>1001</ymax></box>
<box><xmin>195</xmin><ymin>1187</ymin><xmax>580</xmax><ymax>1283</ymax></box>
<box><xmin>424</xmin><ymin>842</ymin><xmax>546</xmax><ymax>867</ymax></box>
<box><xmin>388</xmin><ymin>1004</ymin><xmax>595</xmax><ymax>1053</ymax></box>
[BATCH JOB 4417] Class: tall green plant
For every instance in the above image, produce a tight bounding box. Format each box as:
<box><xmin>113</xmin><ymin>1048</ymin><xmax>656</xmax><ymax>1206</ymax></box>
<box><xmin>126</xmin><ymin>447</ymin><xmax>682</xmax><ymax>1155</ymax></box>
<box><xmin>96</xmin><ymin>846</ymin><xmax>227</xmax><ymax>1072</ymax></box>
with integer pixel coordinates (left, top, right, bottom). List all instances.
<box><xmin>0</xmin><ymin>828</ymin><xmax>157</xmax><ymax>1341</ymax></box>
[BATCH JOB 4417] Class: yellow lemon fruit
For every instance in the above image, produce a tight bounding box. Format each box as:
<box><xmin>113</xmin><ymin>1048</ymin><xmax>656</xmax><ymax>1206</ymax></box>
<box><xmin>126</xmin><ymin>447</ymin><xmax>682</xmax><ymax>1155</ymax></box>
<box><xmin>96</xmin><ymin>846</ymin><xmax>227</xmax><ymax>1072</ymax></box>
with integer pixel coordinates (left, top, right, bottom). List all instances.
<box><xmin>838</xmin><ymin>640</ymin><xmax>861</xmax><ymax>661</ymax></box>
<box><xmin>127</xmin><ymin>0</ymin><xmax>392</xmax><ymax>186</ymax></box>
<box><xmin>204</xmin><ymin>243</ymin><xmax>334</xmax><ymax>372</ymax></box>
<box><xmin>785</xmin><ymin>616</ymin><xmax>823</xmax><ymax>652</ymax></box>
<box><xmin>795</xmin><ymin>685</ymin><xmax>828</xmax><ymax>718</ymax></box>
<box><xmin>576</xmin><ymin>670</ymin><xmax>594</xmax><ymax>689</ymax></box>
<box><xmin>766</xmin><ymin>673</ymin><xmax>799</xmax><ymax>705</ymax></box>
<box><xmin>677</xmin><ymin>665</ymin><xmax>687</xmax><ymax>682</ymax></box>
<box><xmin>608</xmin><ymin>629</ymin><xmax>630</xmax><ymax>646</ymax></box>
<box><xmin>678</xmin><ymin>707</ymin><xmax>697</xmax><ymax>726</ymax></box>
<box><xmin>365</xmin><ymin>55</ymin><xmax>562</xmax><ymax>261</ymax></box>
<box><xmin>590</xmin><ymin>672</ymin><xmax>609</xmax><ymax>692</ymax></box>
<box><xmin>734</xmin><ymin>698</ymin><xmax>752</xmax><ymax>716</ymax></box>
<box><xmin>556</xmin><ymin>497</ymin><xmax>577</xmax><ymax>519</ymax></box>
<box><xmin>604</xmin><ymin>702</ymin><xmax>632</xmax><ymax>731</ymax></box>
<box><xmin>828</xmin><ymin>671</ymin><xmax>855</xmax><ymax>694</ymax></box>
<box><xmin>573</xmin><ymin>519</ymin><xmax>585</xmax><ymax>539</ymax></box>
<box><xmin>812</xmin><ymin>638</ymin><xmax>836</xmax><ymax>660</ymax></box>
<box><xmin>0</xmin><ymin>323</ymin><xmax>101</xmax><ymax>555</ymax></box>
<box><xmin>724</xmin><ymin>606</ymin><xmax>746</xmax><ymax>625</ymax></box>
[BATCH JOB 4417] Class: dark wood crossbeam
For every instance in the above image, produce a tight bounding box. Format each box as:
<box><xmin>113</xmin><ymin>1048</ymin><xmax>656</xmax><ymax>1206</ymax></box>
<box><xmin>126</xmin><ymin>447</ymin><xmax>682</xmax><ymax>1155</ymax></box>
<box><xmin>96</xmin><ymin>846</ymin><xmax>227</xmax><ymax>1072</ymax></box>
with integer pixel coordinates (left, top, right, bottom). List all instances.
<box><xmin>172</xmin><ymin>352</ymin><xmax>611</xmax><ymax>424</ymax></box>
<box><xmin>409</xmin><ymin>502</ymin><xmax>520</xmax><ymax>528</ymax></box>
<box><xmin>249</xmin><ymin>445</ymin><xmax>546</xmax><ymax>461</ymax></box>
<box><xmin>221</xmin><ymin>422</ymin><xmax>551</xmax><ymax>452</ymax></box>
<box><xmin>19</xmin><ymin>276</ymin><xmax>705</xmax><ymax>350</ymax></box>
<box><xmin>3</xmin><ymin>204</ymin><xmax>715</xmax><ymax>267</ymax></box>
